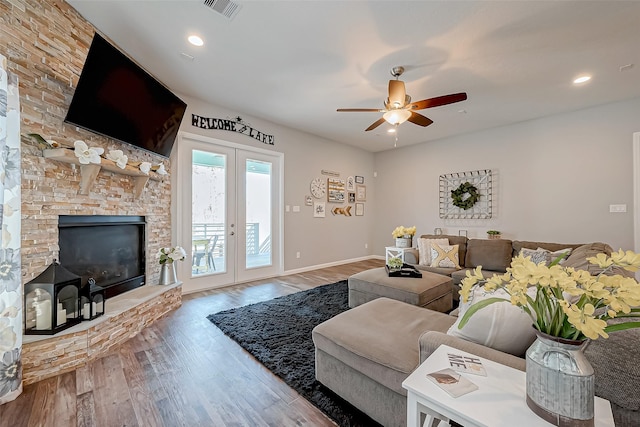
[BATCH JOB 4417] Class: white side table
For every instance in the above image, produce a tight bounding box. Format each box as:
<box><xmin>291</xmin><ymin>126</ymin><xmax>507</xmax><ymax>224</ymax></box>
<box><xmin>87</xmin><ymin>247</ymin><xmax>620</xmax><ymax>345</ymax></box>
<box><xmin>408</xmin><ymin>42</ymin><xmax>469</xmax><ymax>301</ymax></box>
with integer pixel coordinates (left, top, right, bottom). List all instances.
<box><xmin>402</xmin><ymin>344</ymin><xmax>615</xmax><ymax>427</ymax></box>
<box><xmin>385</xmin><ymin>246</ymin><xmax>413</xmax><ymax>263</ymax></box>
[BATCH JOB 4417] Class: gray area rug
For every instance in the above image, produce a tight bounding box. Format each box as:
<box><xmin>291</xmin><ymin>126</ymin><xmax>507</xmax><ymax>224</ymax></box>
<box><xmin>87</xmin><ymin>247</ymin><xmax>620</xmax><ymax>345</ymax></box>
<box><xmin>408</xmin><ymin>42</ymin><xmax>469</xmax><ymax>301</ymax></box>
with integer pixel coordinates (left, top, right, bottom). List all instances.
<box><xmin>207</xmin><ymin>280</ymin><xmax>382</xmax><ymax>427</ymax></box>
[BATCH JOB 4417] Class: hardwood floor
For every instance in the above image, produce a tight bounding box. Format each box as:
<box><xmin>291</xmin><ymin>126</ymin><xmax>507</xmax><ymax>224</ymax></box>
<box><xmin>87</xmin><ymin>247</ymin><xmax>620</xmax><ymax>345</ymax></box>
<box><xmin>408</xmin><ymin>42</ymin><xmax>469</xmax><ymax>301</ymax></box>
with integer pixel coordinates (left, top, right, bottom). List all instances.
<box><xmin>0</xmin><ymin>259</ymin><xmax>384</xmax><ymax>427</ymax></box>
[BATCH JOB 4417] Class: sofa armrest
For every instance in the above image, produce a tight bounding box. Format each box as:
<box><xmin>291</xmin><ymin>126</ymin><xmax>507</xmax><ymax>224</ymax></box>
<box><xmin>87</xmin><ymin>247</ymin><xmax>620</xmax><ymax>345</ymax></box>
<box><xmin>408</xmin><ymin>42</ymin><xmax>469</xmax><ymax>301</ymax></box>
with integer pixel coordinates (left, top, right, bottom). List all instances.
<box><xmin>418</xmin><ymin>331</ymin><xmax>526</xmax><ymax>371</ymax></box>
<box><xmin>404</xmin><ymin>248</ymin><xmax>419</xmax><ymax>265</ymax></box>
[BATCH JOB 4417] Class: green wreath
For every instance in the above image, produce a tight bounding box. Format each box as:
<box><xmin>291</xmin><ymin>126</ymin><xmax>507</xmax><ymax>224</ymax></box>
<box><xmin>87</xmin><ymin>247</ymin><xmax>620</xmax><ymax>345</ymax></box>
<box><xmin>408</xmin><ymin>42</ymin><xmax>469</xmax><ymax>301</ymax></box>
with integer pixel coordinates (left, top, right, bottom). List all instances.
<box><xmin>451</xmin><ymin>182</ymin><xmax>480</xmax><ymax>210</ymax></box>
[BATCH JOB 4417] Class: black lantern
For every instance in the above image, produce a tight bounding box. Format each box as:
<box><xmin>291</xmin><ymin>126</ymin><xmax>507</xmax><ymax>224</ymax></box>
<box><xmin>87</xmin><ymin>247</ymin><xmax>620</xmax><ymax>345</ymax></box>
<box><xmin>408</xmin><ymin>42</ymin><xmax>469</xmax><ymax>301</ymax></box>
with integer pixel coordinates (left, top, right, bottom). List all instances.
<box><xmin>24</xmin><ymin>260</ymin><xmax>82</xmax><ymax>335</ymax></box>
<box><xmin>81</xmin><ymin>278</ymin><xmax>106</xmax><ymax>320</ymax></box>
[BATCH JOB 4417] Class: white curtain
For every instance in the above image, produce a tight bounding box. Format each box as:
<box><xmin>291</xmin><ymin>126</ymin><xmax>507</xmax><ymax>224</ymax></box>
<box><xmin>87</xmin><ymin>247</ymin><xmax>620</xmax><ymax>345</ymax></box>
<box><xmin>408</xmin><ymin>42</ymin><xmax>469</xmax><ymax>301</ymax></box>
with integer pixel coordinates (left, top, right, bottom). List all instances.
<box><xmin>0</xmin><ymin>53</ymin><xmax>22</xmax><ymax>404</ymax></box>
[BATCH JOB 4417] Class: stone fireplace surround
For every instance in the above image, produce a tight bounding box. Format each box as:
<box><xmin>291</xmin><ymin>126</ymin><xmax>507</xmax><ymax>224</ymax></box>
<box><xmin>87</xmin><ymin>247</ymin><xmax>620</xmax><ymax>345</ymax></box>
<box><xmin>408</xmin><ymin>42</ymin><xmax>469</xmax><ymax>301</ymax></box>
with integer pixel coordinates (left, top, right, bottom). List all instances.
<box><xmin>3</xmin><ymin>0</ymin><xmax>182</xmax><ymax>386</ymax></box>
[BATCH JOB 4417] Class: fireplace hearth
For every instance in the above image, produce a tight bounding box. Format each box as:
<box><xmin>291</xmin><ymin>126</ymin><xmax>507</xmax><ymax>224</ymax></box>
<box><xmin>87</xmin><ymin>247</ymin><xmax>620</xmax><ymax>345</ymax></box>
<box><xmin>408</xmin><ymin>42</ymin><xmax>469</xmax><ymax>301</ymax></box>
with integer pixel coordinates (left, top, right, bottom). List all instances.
<box><xmin>58</xmin><ymin>215</ymin><xmax>146</xmax><ymax>299</ymax></box>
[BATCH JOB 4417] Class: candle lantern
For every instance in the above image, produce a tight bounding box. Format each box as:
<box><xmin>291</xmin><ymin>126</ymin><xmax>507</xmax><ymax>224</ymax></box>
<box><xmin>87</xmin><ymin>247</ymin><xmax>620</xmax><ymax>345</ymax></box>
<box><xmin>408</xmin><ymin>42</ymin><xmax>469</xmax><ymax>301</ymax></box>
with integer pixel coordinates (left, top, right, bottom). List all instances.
<box><xmin>81</xmin><ymin>278</ymin><xmax>105</xmax><ymax>320</ymax></box>
<box><xmin>24</xmin><ymin>260</ymin><xmax>82</xmax><ymax>335</ymax></box>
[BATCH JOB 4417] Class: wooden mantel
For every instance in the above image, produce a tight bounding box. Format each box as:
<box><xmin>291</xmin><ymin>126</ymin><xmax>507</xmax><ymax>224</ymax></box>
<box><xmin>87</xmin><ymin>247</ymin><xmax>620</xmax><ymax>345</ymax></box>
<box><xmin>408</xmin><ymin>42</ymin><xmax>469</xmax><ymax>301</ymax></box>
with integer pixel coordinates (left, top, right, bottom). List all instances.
<box><xmin>43</xmin><ymin>148</ymin><xmax>164</xmax><ymax>198</ymax></box>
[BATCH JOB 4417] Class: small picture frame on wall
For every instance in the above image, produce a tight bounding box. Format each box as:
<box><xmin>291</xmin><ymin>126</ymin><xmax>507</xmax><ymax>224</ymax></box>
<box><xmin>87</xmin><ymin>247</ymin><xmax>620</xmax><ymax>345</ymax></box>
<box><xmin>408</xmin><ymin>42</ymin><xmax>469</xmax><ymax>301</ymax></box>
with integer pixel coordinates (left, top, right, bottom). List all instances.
<box><xmin>346</xmin><ymin>176</ymin><xmax>355</xmax><ymax>191</ymax></box>
<box><xmin>356</xmin><ymin>185</ymin><xmax>366</xmax><ymax>201</ymax></box>
<box><xmin>355</xmin><ymin>203</ymin><xmax>364</xmax><ymax>216</ymax></box>
<box><xmin>348</xmin><ymin>192</ymin><xmax>356</xmax><ymax>203</ymax></box>
<box><xmin>355</xmin><ymin>175</ymin><xmax>364</xmax><ymax>184</ymax></box>
<box><xmin>305</xmin><ymin>195</ymin><xmax>313</xmax><ymax>206</ymax></box>
<box><xmin>313</xmin><ymin>202</ymin><xmax>326</xmax><ymax>218</ymax></box>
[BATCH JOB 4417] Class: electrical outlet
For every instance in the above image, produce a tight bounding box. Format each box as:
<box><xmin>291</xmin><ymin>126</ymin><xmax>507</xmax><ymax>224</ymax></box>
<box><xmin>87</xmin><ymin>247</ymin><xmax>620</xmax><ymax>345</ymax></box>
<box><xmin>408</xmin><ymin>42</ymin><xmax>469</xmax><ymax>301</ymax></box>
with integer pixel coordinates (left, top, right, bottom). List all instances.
<box><xmin>365</xmin><ymin>243</ymin><xmax>368</xmax><ymax>249</ymax></box>
<box><xmin>296</xmin><ymin>251</ymin><xmax>300</xmax><ymax>259</ymax></box>
<box><xmin>609</xmin><ymin>204</ymin><xmax>627</xmax><ymax>213</ymax></box>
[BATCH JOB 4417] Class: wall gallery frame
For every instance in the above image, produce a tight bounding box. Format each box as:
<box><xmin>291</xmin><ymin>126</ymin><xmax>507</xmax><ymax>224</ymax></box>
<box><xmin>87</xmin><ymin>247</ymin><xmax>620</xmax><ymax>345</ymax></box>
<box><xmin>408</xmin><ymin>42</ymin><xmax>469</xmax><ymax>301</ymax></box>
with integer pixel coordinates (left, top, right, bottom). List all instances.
<box><xmin>355</xmin><ymin>175</ymin><xmax>364</xmax><ymax>184</ymax></box>
<box><xmin>356</xmin><ymin>184</ymin><xmax>366</xmax><ymax>201</ymax></box>
<box><xmin>355</xmin><ymin>203</ymin><xmax>364</xmax><ymax>216</ymax></box>
<box><xmin>327</xmin><ymin>178</ymin><xmax>346</xmax><ymax>203</ymax></box>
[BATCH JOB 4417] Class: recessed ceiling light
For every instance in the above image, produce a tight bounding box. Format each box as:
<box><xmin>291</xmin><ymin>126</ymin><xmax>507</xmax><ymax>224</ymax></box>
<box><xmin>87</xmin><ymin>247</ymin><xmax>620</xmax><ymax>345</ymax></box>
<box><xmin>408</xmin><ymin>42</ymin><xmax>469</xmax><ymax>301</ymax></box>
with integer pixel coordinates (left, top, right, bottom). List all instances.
<box><xmin>188</xmin><ymin>35</ymin><xmax>204</xmax><ymax>46</ymax></box>
<box><xmin>573</xmin><ymin>75</ymin><xmax>591</xmax><ymax>84</ymax></box>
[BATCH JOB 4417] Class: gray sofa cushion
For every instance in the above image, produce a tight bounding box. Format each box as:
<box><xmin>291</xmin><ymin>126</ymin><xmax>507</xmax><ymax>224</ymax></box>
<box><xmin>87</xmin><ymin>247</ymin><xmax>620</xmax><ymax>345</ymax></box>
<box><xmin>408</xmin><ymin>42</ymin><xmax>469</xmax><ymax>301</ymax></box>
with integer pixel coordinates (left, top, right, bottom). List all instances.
<box><xmin>312</xmin><ymin>298</ymin><xmax>456</xmax><ymax>395</ymax></box>
<box><xmin>464</xmin><ymin>238</ymin><xmax>513</xmax><ymax>272</ymax></box>
<box><xmin>585</xmin><ymin>321</ymin><xmax>640</xmax><ymax>412</ymax></box>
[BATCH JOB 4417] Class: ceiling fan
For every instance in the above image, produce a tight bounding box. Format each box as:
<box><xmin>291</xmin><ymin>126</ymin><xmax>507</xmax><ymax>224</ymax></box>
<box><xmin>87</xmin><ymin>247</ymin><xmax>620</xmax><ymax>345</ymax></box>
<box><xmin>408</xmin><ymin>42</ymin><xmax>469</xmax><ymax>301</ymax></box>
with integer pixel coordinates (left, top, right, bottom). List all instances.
<box><xmin>337</xmin><ymin>66</ymin><xmax>467</xmax><ymax>131</ymax></box>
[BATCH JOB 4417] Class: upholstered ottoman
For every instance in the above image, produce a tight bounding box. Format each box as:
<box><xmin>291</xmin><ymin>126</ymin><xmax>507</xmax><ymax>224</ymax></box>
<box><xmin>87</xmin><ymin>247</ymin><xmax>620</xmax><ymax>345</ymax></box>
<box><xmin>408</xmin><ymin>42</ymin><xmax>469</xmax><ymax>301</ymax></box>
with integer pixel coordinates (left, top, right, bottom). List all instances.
<box><xmin>348</xmin><ymin>267</ymin><xmax>453</xmax><ymax>312</ymax></box>
<box><xmin>312</xmin><ymin>297</ymin><xmax>457</xmax><ymax>427</ymax></box>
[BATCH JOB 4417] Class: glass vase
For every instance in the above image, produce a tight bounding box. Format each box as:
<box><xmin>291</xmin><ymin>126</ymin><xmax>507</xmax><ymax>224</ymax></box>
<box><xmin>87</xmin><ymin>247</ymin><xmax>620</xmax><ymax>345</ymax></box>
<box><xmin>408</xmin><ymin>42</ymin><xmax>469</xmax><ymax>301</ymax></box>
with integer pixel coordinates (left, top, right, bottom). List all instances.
<box><xmin>526</xmin><ymin>329</ymin><xmax>594</xmax><ymax>426</ymax></box>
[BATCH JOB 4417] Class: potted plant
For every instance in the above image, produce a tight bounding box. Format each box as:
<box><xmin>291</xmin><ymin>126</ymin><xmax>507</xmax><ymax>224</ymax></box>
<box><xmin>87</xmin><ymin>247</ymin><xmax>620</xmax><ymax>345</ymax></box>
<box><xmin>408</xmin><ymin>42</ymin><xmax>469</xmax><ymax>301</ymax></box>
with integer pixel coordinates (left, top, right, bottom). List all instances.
<box><xmin>392</xmin><ymin>225</ymin><xmax>416</xmax><ymax>248</ymax></box>
<box><xmin>487</xmin><ymin>230</ymin><xmax>501</xmax><ymax>240</ymax></box>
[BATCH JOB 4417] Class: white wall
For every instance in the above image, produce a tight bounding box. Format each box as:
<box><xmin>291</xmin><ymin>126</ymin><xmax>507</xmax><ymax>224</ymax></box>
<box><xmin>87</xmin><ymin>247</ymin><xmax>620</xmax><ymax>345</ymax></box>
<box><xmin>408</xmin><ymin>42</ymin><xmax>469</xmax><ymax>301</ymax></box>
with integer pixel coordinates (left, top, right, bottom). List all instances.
<box><xmin>372</xmin><ymin>97</ymin><xmax>640</xmax><ymax>254</ymax></box>
<box><xmin>176</xmin><ymin>96</ymin><xmax>376</xmax><ymax>271</ymax></box>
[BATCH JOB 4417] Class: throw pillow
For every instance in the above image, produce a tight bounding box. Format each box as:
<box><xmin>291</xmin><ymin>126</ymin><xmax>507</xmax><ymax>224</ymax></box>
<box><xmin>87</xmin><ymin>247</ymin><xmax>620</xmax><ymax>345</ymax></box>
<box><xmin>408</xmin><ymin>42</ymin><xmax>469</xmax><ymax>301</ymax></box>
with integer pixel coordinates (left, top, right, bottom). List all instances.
<box><xmin>418</xmin><ymin>238</ymin><xmax>449</xmax><ymax>266</ymax></box>
<box><xmin>520</xmin><ymin>247</ymin><xmax>573</xmax><ymax>265</ymax></box>
<box><xmin>430</xmin><ymin>243</ymin><xmax>461</xmax><ymax>268</ymax></box>
<box><xmin>540</xmin><ymin>247</ymin><xmax>573</xmax><ymax>265</ymax></box>
<box><xmin>520</xmin><ymin>248</ymin><xmax>549</xmax><ymax>265</ymax></box>
<box><xmin>447</xmin><ymin>287</ymin><xmax>537</xmax><ymax>356</ymax></box>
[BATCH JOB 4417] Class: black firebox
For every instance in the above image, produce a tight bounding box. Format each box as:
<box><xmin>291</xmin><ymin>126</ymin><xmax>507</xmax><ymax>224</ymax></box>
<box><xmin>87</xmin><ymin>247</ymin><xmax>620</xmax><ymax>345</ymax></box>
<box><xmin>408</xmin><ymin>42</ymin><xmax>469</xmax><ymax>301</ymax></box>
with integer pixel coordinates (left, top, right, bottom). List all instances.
<box><xmin>58</xmin><ymin>215</ymin><xmax>146</xmax><ymax>299</ymax></box>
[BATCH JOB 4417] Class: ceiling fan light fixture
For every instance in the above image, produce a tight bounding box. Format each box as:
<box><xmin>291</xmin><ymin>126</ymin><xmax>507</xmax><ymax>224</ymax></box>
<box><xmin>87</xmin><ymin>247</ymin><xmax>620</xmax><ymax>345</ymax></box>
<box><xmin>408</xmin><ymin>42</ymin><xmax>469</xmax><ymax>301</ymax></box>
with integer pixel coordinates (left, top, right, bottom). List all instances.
<box><xmin>383</xmin><ymin>109</ymin><xmax>411</xmax><ymax>125</ymax></box>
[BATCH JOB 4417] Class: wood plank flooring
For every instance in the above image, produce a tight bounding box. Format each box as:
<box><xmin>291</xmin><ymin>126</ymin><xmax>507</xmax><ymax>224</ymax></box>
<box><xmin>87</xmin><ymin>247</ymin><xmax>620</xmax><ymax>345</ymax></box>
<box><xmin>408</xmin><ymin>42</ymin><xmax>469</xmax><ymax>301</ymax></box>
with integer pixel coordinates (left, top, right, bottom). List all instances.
<box><xmin>0</xmin><ymin>259</ymin><xmax>384</xmax><ymax>427</ymax></box>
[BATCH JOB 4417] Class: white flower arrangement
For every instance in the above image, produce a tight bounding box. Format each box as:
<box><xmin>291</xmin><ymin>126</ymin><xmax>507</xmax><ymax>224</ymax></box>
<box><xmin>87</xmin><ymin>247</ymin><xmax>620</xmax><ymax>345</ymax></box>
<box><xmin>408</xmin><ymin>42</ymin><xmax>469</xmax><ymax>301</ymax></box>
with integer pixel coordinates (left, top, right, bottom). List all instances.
<box><xmin>106</xmin><ymin>149</ymin><xmax>129</xmax><ymax>169</ymax></box>
<box><xmin>74</xmin><ymin>140</ymin><xmax>104</xmax><ymax>164</ymax></box>
<box><xmin>158</xmin><ymin>246</ymin><xmax>187</xmax><ymax>264</ymax></box>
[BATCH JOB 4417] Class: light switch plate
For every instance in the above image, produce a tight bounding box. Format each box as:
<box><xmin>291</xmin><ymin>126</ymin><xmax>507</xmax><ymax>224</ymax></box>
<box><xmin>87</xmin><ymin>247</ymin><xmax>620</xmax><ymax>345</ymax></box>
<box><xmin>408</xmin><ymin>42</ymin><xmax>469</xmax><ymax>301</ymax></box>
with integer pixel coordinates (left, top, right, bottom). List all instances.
<box><xmin>609</xmin><ymin>204</ymin><xmax>627</xmax><ymax>213</ymax></box>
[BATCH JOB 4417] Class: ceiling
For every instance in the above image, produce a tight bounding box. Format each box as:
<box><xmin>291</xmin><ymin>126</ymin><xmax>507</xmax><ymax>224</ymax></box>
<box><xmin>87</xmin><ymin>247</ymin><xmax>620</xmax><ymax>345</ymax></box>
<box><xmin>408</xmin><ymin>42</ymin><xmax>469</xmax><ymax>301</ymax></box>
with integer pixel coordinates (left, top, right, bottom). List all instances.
<box><xmin>66</xmin><ymin>0</ymin><xmax>640</xmax><ymax>153</ymax></box>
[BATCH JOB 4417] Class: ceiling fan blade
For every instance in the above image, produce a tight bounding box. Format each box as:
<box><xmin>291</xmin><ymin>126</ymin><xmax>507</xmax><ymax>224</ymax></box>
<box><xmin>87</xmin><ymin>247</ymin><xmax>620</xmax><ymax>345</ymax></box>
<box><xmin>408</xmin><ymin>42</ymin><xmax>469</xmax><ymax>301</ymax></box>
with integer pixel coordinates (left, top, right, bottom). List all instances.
<box><xmin>365</xmin><ymin>117</ymin><xmax>387</xmax><ymax>131</ymax></box>
<box><xmin>407</xmin><ymin>92</ymin><xmax>468</xmax><ymax>110</ymax></box>
<box><xmin>407</xmin><ymin>111</ymin><xmax>434</xmax><ymax>127</ymax></box>
<box><xmin>388</xmin><ymin>80</ymin><xmax>406</xmax><ymax>107</ymax></box>
<box><xmin>337</xmin><ymin>108</ymin><xmax>385</xmax><ymax>112</ymax></box>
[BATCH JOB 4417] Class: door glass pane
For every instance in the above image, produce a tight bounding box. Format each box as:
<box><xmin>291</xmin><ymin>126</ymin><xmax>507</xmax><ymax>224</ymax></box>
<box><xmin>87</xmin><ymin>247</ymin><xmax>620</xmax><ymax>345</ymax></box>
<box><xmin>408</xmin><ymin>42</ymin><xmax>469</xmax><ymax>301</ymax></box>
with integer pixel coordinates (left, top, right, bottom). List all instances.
<box><xmin>246</xmin><ymin>159</ymin><xmax>272</xmax><ymax>268</ymax></box>
<box><xmin>192</xmin><ymin>150</ymin><xmax>226</xmax><ymax>276</ymax></box>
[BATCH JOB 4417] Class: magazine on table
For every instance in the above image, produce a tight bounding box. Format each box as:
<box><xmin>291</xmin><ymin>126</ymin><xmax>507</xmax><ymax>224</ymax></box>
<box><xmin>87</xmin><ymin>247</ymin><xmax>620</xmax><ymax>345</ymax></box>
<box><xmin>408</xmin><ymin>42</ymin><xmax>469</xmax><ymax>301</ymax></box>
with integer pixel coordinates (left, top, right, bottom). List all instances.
<box><xmin>446</xmin><ymin>352</ymin><xmax>487</xmax><ymax>376</ymax></box>
<box><xmin>426</xmin><ymin>368</ymin><xmax>479</xmax><ymax>398</ymax></box>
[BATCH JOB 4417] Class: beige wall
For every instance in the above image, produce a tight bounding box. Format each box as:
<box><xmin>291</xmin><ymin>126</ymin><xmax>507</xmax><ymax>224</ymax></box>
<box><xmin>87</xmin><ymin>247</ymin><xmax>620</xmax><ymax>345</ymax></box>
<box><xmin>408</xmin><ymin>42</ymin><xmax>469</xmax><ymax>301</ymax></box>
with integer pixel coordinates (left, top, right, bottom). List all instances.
<box><xmin>372</xmin><ymin>97</ymin><xmax>640</xmax><ymax>254</ymax></box>
<box><xmin>177</xmin><ymin>96</ymin><xmax>377</xmax><ymax>271</ymax></box>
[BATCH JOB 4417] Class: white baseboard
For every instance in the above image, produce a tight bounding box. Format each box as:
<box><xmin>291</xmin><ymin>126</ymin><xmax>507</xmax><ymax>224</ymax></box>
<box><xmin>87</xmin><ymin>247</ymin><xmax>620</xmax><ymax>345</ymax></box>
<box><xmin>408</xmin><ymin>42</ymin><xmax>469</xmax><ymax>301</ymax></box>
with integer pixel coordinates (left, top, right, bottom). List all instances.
<box><xmin>282</xmin><ymin>255</ymin><xmax>382</xmax><ymax>276</ymax></box>
<box><xmin>181</xmin><ymin>255</ymin><xmax>384</xmax><ymax>295</ymax></box>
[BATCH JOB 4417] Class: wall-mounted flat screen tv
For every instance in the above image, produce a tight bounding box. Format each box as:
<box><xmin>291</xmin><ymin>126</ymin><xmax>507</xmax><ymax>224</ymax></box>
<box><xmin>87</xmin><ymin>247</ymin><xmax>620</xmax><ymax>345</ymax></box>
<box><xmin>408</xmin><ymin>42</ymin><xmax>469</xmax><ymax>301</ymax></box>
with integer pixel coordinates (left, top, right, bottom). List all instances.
<box><xmin>65</xmin><ymin>33</ymin><xmax>187</xmax><ymax>158</ymax></box>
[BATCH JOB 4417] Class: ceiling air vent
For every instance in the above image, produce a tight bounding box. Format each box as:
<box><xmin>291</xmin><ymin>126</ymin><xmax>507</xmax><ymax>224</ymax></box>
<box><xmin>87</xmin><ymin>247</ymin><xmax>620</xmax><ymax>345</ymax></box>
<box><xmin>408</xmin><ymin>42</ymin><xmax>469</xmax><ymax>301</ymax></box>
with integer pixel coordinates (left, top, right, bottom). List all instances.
<box><xmin>203</xmin><ymin>0</ymin><xmax>242</xmax><ymax>20</ymax></box>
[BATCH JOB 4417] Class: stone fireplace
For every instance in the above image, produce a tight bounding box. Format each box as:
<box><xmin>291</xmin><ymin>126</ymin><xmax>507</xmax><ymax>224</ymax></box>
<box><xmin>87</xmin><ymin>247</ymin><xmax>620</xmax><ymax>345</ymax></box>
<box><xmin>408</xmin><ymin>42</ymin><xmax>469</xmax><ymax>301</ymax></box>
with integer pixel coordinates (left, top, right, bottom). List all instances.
<box><xmin>2</xmin><ymin>0</ymin><xmax>183</xmax><ymax>387</ymax></box>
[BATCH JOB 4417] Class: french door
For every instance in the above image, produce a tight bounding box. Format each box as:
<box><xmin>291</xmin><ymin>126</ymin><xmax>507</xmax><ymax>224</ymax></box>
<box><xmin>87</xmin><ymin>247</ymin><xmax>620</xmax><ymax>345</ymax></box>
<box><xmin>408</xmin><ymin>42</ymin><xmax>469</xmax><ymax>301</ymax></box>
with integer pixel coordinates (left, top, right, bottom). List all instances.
<box><xmin>175</xmin><ymin>133</ymin><xmax>282</xmax><ymax>293</ymax></box>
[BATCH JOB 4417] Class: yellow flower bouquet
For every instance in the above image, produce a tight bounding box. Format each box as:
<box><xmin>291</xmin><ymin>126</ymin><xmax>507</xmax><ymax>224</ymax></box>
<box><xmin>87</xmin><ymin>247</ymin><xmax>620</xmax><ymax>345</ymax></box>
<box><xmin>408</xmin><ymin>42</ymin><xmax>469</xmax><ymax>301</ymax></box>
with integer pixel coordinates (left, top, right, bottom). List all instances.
<box><xmin>458</xmin><ymin>250</ymin><xmax>640</xmax><ymax>340</ymax></box>
<box><xmin>391</xmin><ymin>225</ymin><xmax>416</xmax><ymax>239</ymax></box>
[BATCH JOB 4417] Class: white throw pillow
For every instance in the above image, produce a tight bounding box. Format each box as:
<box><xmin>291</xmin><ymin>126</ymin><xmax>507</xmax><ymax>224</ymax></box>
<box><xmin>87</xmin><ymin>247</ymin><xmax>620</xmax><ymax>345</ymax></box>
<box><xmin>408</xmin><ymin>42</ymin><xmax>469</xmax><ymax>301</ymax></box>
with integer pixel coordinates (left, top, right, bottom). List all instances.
<box><xmin>447</xmin><ymin>287</ymin><xmax>537</xmax><ymax>356</ymax></box>
<box><xmin>418</xmin><ymin>238</ymin><xmax>449</xmax><ymax>266</ymax></box>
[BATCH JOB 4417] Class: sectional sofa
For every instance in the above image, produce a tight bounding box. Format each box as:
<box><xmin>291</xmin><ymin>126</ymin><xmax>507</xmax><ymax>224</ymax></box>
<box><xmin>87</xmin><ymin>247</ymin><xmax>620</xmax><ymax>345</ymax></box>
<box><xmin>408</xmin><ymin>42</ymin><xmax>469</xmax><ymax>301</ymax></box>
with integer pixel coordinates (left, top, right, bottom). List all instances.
<box><xmin>312</xmin><ymin>237</ymin><xmax>639</xmax><ymax>427</ymax></box>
